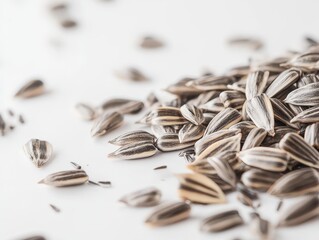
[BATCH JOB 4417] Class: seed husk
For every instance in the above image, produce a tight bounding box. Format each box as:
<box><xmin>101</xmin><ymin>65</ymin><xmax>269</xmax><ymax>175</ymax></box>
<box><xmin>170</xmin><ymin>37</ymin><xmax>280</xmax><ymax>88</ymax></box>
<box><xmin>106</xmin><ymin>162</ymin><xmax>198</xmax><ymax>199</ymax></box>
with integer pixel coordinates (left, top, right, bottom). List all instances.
<box><xmin>88</xmin><ymin>180</ymin><xmax>112</xmax><ymax>188</ymax></box>
<box><xmin>119</xmin><ymin>187</ymin><xmax>161</xmax><ymax>207</ymax></box>
<box><xmin>270</xmin><ymin>98</ymin><xmax>300</xmax><ymax>129</ymax></box>
<box><xmin>284</xmin><ymin>82</ymin><xmax>319</xmax><ymax>106</ymax></box>
<box><xmin>70</xmin><ymin>161</ymin><xmax>81</xmax><ymax>169</ymax></box>
<box><xmin>268</xmin><ymin>168</ymin><xmax>319</xmax><ymax>198</ymax></box>
<box><xmin>236</xmin><ymin>183</ymin><xmax>260</xmax><ymax>209</ymax></box>
<box><xmin>176</xmin><ymin>173</ymin><xmax>226</xmax><ymax>204</ymax></box>
<box><xmin>241</xmin><ymin>169</ymin><xmax>283</xmax><ymax>191</ymax></box>
<box><xmin>304</xmin><ymin>123</ymin><xmax>319</xmax><ymax>150</ymax></box>
<box><xmin>98</xmin><ymin>98</ymin><xmax>144</xmax><ymax>115</ymax></box>
<box><xmin>265</xmin><ymin>68</ymin><xmax>300</xmax><ymax>98</ymax></box>
<box><xmin>108</xmin><ymin>142</ymin><xmax>157</xmax><ymax>160</ymax></box>
<box><xmin>153</xmin><ymin>165</ymin><xmax>167</xmax><ymax>170</ymax></box>
<box><xmin>38</xmin><ymin>170</ymin><xmax>88</xmax><ymax>187</ymax></box>
<box><xmin>14</xmin><ymin>79</ymin><xmax>45</xmax><ymax>98</ymax></box>
<box><xmin>277</xmin><ymin>195</ymin><xmax>319</xmax><ymax>227</ymax></box>
<box><xmin>219</xmin><ymin>90</ymin><xmax>246</xmax><ymax>109</ymax></box>
<box><xmin>290</xmin><ymin>105</ymin><xmax>319</xmax><ymax>124</ymax></box>
<box><xmin>75</xmin><ymin>103</ymin><xmax>96</xmax><ymax>120</ymax></box>
<box><xmin>23</xmin><ymin>139</ymin><xmax>53</xmax><ymax>168</ymax></box>
<box><xmin>91</xmin><ymin>111</ymin><xmax>123</xmax><ymax>137</ymax></box>
<box><xmin>238</xmin><ymin>147</ymin><xmax>288</xmax><ymax>172</ymax></box>
<box><xmin>242</xmin><ymin>127</ymin><xmax>267</xmax><ymax>150</ymax></box>
<box><xmin>178</xmin><ymin>123</ymin><xmax>205</xmax><ymax>143</ymax></box>
<box><xmin>145</xmin><ymin>202</ymin><xmax>191</xmax><ymax>226</ymax></box>
<box><xmin>204</xmin><ymin>108</ymin><xmax>242</xmax><ymax>135</ymax></box>
<box><xmin>155</xmin><ymin>133</ymin><xmax>195</xmax><ymax>152</ymax></box>
<box><xmin>109</xmin><ymin>130</ymin><xmax>156</xmax><ymax>146</ymax></box>
<box><xmin>200</xmin><ymin>209</ymin><xmax>244</xmax><ymax>232</ymax></box>
<box><xmin>279</xmin><ymin>133</ymin><xmax>319</xmax><ymax>169</ymax></box>
<box><xmin>140</xmin><ymin>36</ymin><xmax>164</xmax><ymax>49</ymax></box>
<box><xmin>246</xmin><ymin>94</ymin><xmax>275</xmax><ymax>136</ymax></box>
<box><xmin>245</xmin><ymin>71</ymin><xmax>269</xmax><ymax>100</ymax></box>
<box><xmin>180</xmin><ymin>104</ymin><xmax>204</xmax><ymax>125</ymax></box>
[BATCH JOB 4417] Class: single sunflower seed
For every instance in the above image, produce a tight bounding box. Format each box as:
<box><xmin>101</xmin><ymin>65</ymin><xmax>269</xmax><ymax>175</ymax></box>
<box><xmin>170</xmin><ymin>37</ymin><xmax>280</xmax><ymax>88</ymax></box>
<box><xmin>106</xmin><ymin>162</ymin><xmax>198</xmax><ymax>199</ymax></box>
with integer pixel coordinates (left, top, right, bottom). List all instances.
<box><xmin>91</xmin><ymin>111</ymin><xmax>123</xmax><ymax>137</ymax></box>
<box><xmin>270</xmin><ymin>98</ymin><xmax>300</xmax><ymax>129</ymax></box>
<box><xmin>242</xmin><ymin>127</ymin><xmax>267</xmax><ymax>150</ymax></box>
<box><xmin>109</xmin><ymin>130</ymin><xmax>156</xmax><ymax>146</ymax></box>
<box><xmin>108</xmin><ymin>142</ymin><xmax>157</xmax><ymax>160</ymax></box>
<box><xmin>14</xmin><ymin>79</ymin><xmax>45</xmax><ymax>98</ymax></box>
<box><xmin>98</xmin><ymin>98</ymin><xmax>144</xmax><ymax>115</ymax></box>
<box><xmin>38</xmin><ymin>170</ymin><xmax>88</xmax><ymax>187</ymax></box>
<box><xmin>140</xmin><ymin>36</ymin><xmax>164</xmax><ymax>49</ymax></box>
<box><xmin>180</xmin><ymin>104</ymin><xmax>204</xmax><ymax>125</ymax></box>
<box><xmin>284</xmin><ymin>82</ymin><xmax>319</xmax><ymax>106</ymax></box>
<box><xmin>119</xmin><ymin>187</ymin><xmax>161</xmax><ymax>207</ymax></box>
<box><xmin>236</xmin><ymin>183</ymin><xmax>260</xmax><ymax>209</ymax></box>
<box><xmin>241</xmin><ymin>169</ymin><xmax>283</xmax><ymax>191</ymax></box>
<box><xmin>115</xmin><ymin>67</ymin><xmax>149</xmax><ymax>82</ymax></box>
<box><xmin>245</xmin><ymin>71</ymin><xmax>269</xmax><ymax>100</ymax></box>
<box><xmin>219</xmin><ymin>90</ymin><xmax>246</xmax><ymax>110</ymax></box>
<box><xmin>290</xmin><ymin>105</ymin><xmax>319</xmax><ymax>124</ymax></box>
<box><xmin>23</xmin><ymin>139</ymin><xmax>53</xmax><ymax>167</ymax></box>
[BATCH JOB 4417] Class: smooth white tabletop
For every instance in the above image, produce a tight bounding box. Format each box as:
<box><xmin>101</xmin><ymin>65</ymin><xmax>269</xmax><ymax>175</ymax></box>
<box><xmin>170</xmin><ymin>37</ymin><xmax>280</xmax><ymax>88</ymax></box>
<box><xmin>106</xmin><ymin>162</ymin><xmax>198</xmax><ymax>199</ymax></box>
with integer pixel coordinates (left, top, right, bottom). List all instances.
<box><xmin>0</xmin><ymin>0</ymin><xmax>318</xmax><ymax>239</ymax></box>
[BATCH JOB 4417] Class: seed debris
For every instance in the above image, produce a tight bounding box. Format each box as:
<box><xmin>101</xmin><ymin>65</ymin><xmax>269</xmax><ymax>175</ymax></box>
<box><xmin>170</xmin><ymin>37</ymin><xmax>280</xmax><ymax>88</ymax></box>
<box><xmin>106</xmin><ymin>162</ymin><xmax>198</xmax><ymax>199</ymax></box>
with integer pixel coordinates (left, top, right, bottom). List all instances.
<box><xmin>49</xmin><ymin>204</ymin><xmax>61</xmax><ymax>213</ymax></box>
<box><xmin>153</xmin><ymin>165</ymin><xmax>167</xmax><ymax>170</ymax></box>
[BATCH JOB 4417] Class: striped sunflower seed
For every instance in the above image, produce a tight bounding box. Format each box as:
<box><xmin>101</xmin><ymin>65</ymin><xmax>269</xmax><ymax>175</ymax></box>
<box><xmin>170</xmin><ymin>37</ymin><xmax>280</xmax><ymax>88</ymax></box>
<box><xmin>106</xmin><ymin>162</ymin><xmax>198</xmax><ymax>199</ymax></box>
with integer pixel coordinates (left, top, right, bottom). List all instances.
<box><xmin>277</xmin><ymin>195</ymin><xmax>319</xmax><ymax>227</ymax></box>
<box><xmin>241</xmin><ymin>169</ymin><xmax>283</xmax><ymax>191</ymax></box>
<box><xmin>75</xmin><ymin>103</ymin><xmax>96</xmax><ymax>121</ymax></box>
<box><xmin>176</xmin><ymin>173</ymin><xmax>226</xmax><ymax>204</ymax></box>
<box><xmin>98</xmin><ymin>98</ymin><xmax>144</xmax><ymax>115</ymax></box>
<box><xmin>245</xmin><ymin>71</ymin><xmax>269</xmax><ymax>100</ymax></box>
<box><xmin>265</xmin><ymin>68</ymin><xmax>300</xmax><ymax>98</ymax></box>
<box><xmin>279</xmin><ymin>133</ymin><xmax>319</xmax><ymax>169</ymax></box>
<box><xmin>23</xmin><ymin>139</ymin><xmax>53</xmax><ymax>168</ymax></box>
<box><xmin>229</xmin><ymin>121</ymin><xmax>256</xmax><ymax>142</ymax></box>
<box><xmin>166</xmin><ymin>77</ymin><xmax>203</xmax><ymax>96</ymax></box>
<box><xmin>14</xmin><ymin>79</ymin><xmax>45</xmax><ymax>98</ymax></box>
<box><xmin>119</xmin><ymin>187</ymin><xmax>161</xmax><ymax>207</ymax></box>
<box><xmin>91</xmin><ymin>112</ymin><xmax>123</xmax><ymax>137</ymax></box>
<box><xmin>187</xmin><ymin>75</ymin><xmax>235</xmax><ymax>91</ymax></box>
<box><xmin>270</xmin><ymin>98</ymin><xmax>300</xmax><ymax>129</ymax></box>
<box><xmin>250</xmin><ymin>213</ymin><xmax>274</xmax><ymax>240</ymax></box>
<box><xmin>109</xmin><ymin>130</ymin><xmax>156</xmax><ymax>146</ymax></box>
<box><xmin>236</xmin><ymin>183</ymin><xmax>260</xmax><ymax>209</ymax></box>
<box><xmin>202</xmin><ymin>112</ymin><xmax>217</xmax><ymax>125</ymax></box>
<box><xmin>204</xmin><ymin>108</ymin><xmax>242</xmax><ymax>135</ymax></box>
<box><xmin>200</xmin><ymin>209</ymin><xmax>244</xmax><ymax>232</ymax></box>
<box><xmin>282</xmin><ymin>51</ymin><xmax>319</xmax><ymax>71</ymax></box>
<box><xmin>219</xmin><ymin>90</ymin><xmax>246</xmax><ymax>110</ymax></box>
<box><xmin>284</xmin><ymin>82</ymin><xmax>319</xmax><ymax>106</ymax></box>
<box><xmin>145</xmin><ymin>202</ymin><xmax>191</xmax><ymax>226</ymax></box>
<box><xmin>290</xmin><ymin>105</ymin><xmax>319</xmax><ymax>124</ymax></box>
<box><xmin>155</xmin><ymin>133</ymin><xmax>195</xmax><ymax>152</ymax></box>
<box><xmin>268</xmin><ymin>168</ymin><xmax>319</xmax><ymax>198</ymax></box>
<box><xmin>242</xmin><ymin>128</ymin><xmax>267</xmax><ymax>150</ymax></box>
<box><xmin>180</xmin><ymin>104</ymin><xmax>204</xmax><ymax>125</ymax></box>
<box><xmin>199</xmin><ymin>97</ymin><xmax>225</xmax><ymax>113</ymax></box>
<box><xmin>304</xmin><ymin>123</ymin><xmax>319</xmax><ymax>150</ymax></box>
<box><xmin>297</xmin><ymin>73</ymin><xmax>319</xmax><ymax>88</ymax></box>
<box><xmin>151</xmin><ymin>125</ymin><xmax>177</xmax><ymax>137</ymax></box>
<box><xmin>238</xmin><ymin>147</ymin><xmax>288</xmax><ymax>172</ymax></box>
<box><xmin>108</xmin><ymin>142</ymin><xmax>157</xmax><ymax>160</ymax></box>
<box><xmin>189</xmin><ymin>91</ymin><xmax>221</xmax><ymax>107</ymax></box>
<box><xmin>38</xmin><ymin>170</ymin><xmax>88</xmax><ymax>187</ymax></box>
<box><xmin>178</xmin><ymin>123</ymin><xmax>205</xmax><ymax>143</ymax></box>
<box><xmin>261</xmin><ymin>126</ymin><xmax>298</xmax><ymax>147</ymax></box>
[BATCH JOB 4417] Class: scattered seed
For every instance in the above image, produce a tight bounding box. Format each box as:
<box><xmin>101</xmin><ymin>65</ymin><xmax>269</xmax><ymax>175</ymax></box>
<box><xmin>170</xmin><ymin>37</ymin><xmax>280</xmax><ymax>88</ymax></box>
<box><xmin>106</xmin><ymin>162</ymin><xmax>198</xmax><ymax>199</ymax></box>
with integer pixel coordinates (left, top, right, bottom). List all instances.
<box><xmin>38</xmin><ymin>170</ymin><xmax>89</xmax><ymax>187</ymax></box>
<box><xmin>75</xmin><ymin>103</ymin><xmax>96</xmax><ymax>120</ymax></box>
<box><xmin>0</xmin><ymin>114</ymin><xmax>5</xmax><ymax>136</ymax></box>
<box><xmin>228</xmin><ymin>37</ymin><xmax>263</xmax><ymax>50</ymax></box>
<box><xmin>119</xmin><ymin>187</ymin><xmax>161</xmax><ymax>207</ymax></box>
<box><xmin>108</xmin><ymin>142</ymin><xmax>157</xmax><ymax>160</ymax></box>
<box><xmin>89</xmin><ymin>180</ymin><xmax>111</xmax><ymax>188</ymax></box>
<box><xmin>98</xmin><ymin>98</ymin><xmax>144</xmax><ymax>115</ymax></box>
<box><xmin>115</xmin><ymin>67</ymin><xmax>149</xmax><ymax>82</ymax></box>
<box><xmin>14</xmin><ymin>79</ymin><xmax>45</xmax><ymax>98</ymax></box>
<box><xmin>140</xmin><ymin>36</ymin><xmax>164</xmax><ymax>49</ymax></box>
<box><xmin>91</xmin><ymin>111</ymin><xmax>123</xmax><ymax>137</ymax></box>
<box><xmin>60</xmin><ymin>19</ymin><xmax>77</xmax><ymax>28</ymax></box>
<box><xmin>18</xmin><ymin>114</ymin><xmax>25</xmax><ymax>124</ymax></box>
<box><xmin>109</xmin><ymin>130</ymin><xmax>156</xmax><ymax>146</ymax></box>
<box><xmin>23</xmin><ymin>139</ymin><xmax>53</xmax><ymax>167</ymax></box>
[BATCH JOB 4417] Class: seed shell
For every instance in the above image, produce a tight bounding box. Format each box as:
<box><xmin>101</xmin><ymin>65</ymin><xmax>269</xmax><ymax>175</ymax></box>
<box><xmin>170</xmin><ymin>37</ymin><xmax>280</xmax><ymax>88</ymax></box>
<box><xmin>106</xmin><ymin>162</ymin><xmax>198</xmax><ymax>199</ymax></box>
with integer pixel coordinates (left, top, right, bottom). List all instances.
<box><xmin>155</xmin><ymin>133</ymin><xmax>195</xmax><ymax>152</ymax></box>
<box><xmin>242</xmin><ymin>127</ymin><xmax>267</xmax><ymax>150</ymax></box>
<box><xmin>219</xmin><ymin>90</ymin><xmax>246</xmax><ymax>109</ymax></box>
<box><xmin>245</xmin><ymin>71</ymin><xmax>269</xmax><ymax>100</ymax></box>
<box><xmin>270</xmin><ymin>98</ymin><xmax>300</xmax><ymax>129</ymax></box>
<box><xmin>290</xmin><ymin>105</ymin><xmax>319</xmax><ymax>124</ymax></box>
<box><xmin>98</xmin><ymin>98</ymin><xmax>144</xmax><ymax>115</ymax></box>
<box><xmin>178</xmin><ymin>123</ymin><xmax>205</xmax><ymax>143</ymax></box>
<box><xmin>304</xmin><ymin>123</ymin><xmax>319</xmax><ymax>149</ymax></box>
<box><xmin>180</xmin><ymin>104</ymin><xmax>204</xmax><ymax>125</ymax></box>
<box><xmin>75</xmin><ymin>103</ymin><xmax>96</xmax><ymax>120</ymax></box>
<box><xmin>23</xmin><ymin>139</ymin><xmax>53</xmax><ymax>167</ymax></box>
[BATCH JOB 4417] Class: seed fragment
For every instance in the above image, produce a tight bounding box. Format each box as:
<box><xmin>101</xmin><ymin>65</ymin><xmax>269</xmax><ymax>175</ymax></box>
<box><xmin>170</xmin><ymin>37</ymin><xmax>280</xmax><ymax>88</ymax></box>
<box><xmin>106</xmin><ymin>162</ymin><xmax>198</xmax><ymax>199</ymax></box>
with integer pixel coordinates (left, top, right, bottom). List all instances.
<box><xmin>284</xmin><ymin>82</ymin><xmax>319</xmax><ymax>106</ymax></box>
<box><xmin>18</xmin><ymin>114</ymin><xmax>25</xmax><ymax>124</ymax></box>
<box><xmin>279</xmin><ymin>133</ymin><xmax>319</xmax><ymax>169</ymax></box>
<box><xmin>75</xmin><ymin>103</ymin><xmax>96</xmax><ymax>120</ymax></box>
<box><xmin>60</xmin><ymin>19</ymin><xmax>77</xmax><ymax>28</ymax></box>
<box><xmin>200</xmin><ymin>209</ymin><xmax>244</xmax><ymax>232</ymax></box>
<box><xmin>241</xmin><ymin>169</ymin><xmax>283</xmax><ymax>191</ymax></box>
<box><xmin>228</xmin><ymin>37</ymin><xmax>263</xmax><ymax>50</ymax></box>
<box><xmin>178</xmin><ymin>123</ymin><xmax>204</xmax><ymax>143</ymax></box>
<box><xmin>14</xmin><ymin>79</ymin><xmax>44</xmax><ymax>98</ymax></box>
<box><xmin>49</xmin><ymin>204</ymin><xmax>61</xmax><ymax>213</ymax></box>
<box><xmin>89</xmin><ymin>180</ymin><xmax>112</xmax><ymax>188</ymax></box>
<box><xmin>145</xmin><ymin>202</ymin><xmax>191</xmax><ymax>226</ymax></box>
<box><xmin>268</xmin><ymin>168</ymin><xmax>319</xmax><ymax>198</ymax></box>
<box><xmin>70</xmin><ymin>162</ymin><xmax>81</xmax><ymax>169</ymax></box>
<box><xmin>277</xmin><ymin>195</ymin><xmax>319</xmax><ymax>227</ymax></box>
<box><xmin>119</xmin><ymin>187</ymin><xmax>161</xmax><ymax>207</ymax></box>
<box><xmin>23</xmin><ymin>139</ymin><xmax>53</xmax><ymax>167</ymax></box>
<box><xmin>180</xmin><ymin>104</ymin><xmax>204</xmax><ymax>125</ymax></box>
<box><xmin>176</xmin><ymin>173</ymin><xmax>226</xmax><ymax>204</ymax></box>
<box><xmin>109</xmin><ymin>130</ymin><xmax>156</xmax><ymax>146</ymax></box>
<box><xmin>108</xmin><ymin>142</ymin><xmax>157</xmax><ymax>160</ymax></box>
<box><xmin>140</xmin><ymin>36</ymin><xmax>164</xmax><ymax>49</ymax></box>
<box><xmin>91</xmin><ymin>111</ymin><xmax>123</xmax><ymax>137</ymax></box>
<box><xmin>38</xmin><ymin>170</ymin><xmax>88</xmax><ymax>187</ymax></box>
<box><xmin>199</xmin><ymin>97</ymin><xmax>225</xmax><ymax>113</ymax></box>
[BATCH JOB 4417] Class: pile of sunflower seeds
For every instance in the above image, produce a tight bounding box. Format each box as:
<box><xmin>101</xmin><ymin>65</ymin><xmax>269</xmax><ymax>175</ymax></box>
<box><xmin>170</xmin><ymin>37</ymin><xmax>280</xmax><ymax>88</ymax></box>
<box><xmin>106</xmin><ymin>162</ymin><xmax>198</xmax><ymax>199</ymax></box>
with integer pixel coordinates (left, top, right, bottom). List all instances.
<box><xmin>74</xmin><ymin>42</ymin><xmax>319</xmax><ymax>238</ymax></box>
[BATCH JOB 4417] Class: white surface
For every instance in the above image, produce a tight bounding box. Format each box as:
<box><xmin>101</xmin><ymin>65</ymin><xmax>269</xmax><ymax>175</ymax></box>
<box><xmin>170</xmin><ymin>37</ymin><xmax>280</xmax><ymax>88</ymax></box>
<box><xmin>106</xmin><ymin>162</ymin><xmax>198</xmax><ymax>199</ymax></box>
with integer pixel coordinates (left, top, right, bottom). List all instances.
<box><xmin>0</xmin><ymin>0</ymin><xmax>318</xmax><ymax>239</ymax></box>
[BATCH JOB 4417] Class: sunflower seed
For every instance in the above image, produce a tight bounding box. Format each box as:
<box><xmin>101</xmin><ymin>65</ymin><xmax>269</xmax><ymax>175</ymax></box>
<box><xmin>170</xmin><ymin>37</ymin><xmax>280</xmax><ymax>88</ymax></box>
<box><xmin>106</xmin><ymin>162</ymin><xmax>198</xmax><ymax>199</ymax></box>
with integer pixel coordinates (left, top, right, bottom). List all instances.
<box><xmin>180</xmin><ymin>104</ymin><xmax>204</xmax><ymax>125</ymax></box>
<box><xmin>270</xmin><ymin>98</ymin><xmax>300</xmax><ymax>129</ymax></box>
<box><xmin>23</xmin><ymin>139</ymin><xmax>53</xmax><ymax>167</ymax></box>
<box><xmin>50</xmin><ymin>3</ymin><xmax>67</xmax><ymax>12</ymax></box>
<box><xmin>205</xmin><ymin>173</ymin><xmax>235</xmax><ymax>192</ymax></box>
<box><xmin>108</xmin><ymin>142</ymin><xmax>157</xmax><ymax>160</ymax></box>
<box><xmin>189</xmin><ymin>91</ymin><xmax>221</xmax><ymax>106</ymax></box>
<box><xmin>242</xmin><ymin>128</ymin><xmax>267</xmax><ymax>150</ymax></box>
<box><xmin>261</xmin><ymin>126</ymin><xmax>297</xmax><ymax>146</ymax></box>
<box><xmin>140</xmin><ymin>36</ymin><xmax>164</xmax><ymax>49</ymax></box>
<box><xmin>153</xmin><ymin>165</ymin><xmax>167</xmax><ymax>170</ymax></box>
<box><xmin>119</xmin><ymin>187</ymin><xmax>161</xmax><ymax>207</ymax></box>
<box><xmin>282</xmin><ymin>51</ymin><xmax>319</xmax><ymax>71</ymax></box>
<box><xmin>109</xmin><ymin>130</ymin><xmax>156</xmax><ymax>146</ymax></box>
<box><xmin>115</xmin><ymin>67</ymin><xmax>149</xmax><ymax>82</ymax></box>
<box><xmin>14</xmin><ymin>79</ymin><xmax>45</xmax><ymax>98</ymax></box>
<box><xmin>305</xmin><ymin>36</ymin><xmax>319</xmax><ymax>47</ymax></box>
<box><xmin>166</xmin><ymin>78</ymin><xmax>203</xmax><ymax>96</ymax></box>
<box><xmin>304</xmin><ymin>123</ymin><xmax>319</xmax><ymax>149</ymax></box>
<box><xmin>0</xmin><ymin>114</ymin><xmax>5</xmax><ymax>136</ymax></box>
<box><xmin>285</xmin><ymin>82</ymin><xmax>319</xmax><ymax>106</ymax></box>
<box><xmin>75</xmin><ymin>103</ymin><xmax>96</xmax><ymax>120</ymax></box>
<box><xmin>250</xmin><ymin>213</ymin><xmax>274</xmax><ymax>240</ymax></box>
<box><xmin>145</xmin><ymin>202</ymin><xmax>191</xmax><ymax>226</ymax></box>
<box><xmin>238</xmin><ymin>147</ymin><xmax>288</xmax><ymax>172</ymax></box>
<box><xmin>88</xmin><ymin>180</ymin><xmax>111</xmax><ymax>188</ymax></box>
<box><xmin>229</xmin><ymin>121</ymin><xmax>256</xmax><ymax>142</ymax></box>
<box><xmin>49</xmin><ymin>204</ymin><xmax>61</xmax><ymax>213</ymax></box>
<box><xmin>246</xmin><ymin>94</ymin><xmax>275</xmax><ymax>136</ymax></box>
<box><xmin>290</xmin><ymin>105</ymin><xmax>319</xmax><ymax>123</ymax></box>
<box><xmin>155</xmin><ymin>133</ymin><xmax>195</xmax><ymax>152</ymax></box>
<box><xmin>179</xmin><ymin>149</ymin><xmax>195</xmax><ymax>163</ymax></box>
<box><xmin>200</xmin><ymin>209</ymin><xmax>244</xmax><ymax>232</ymax></box>
<box><xmin>236</xmin><ymin>183</ymin><xmax>260</xmax><ymax>209</ymax></box>
<box><xmin>241</xmin><ymin>169</ymin><xmax>283</xmax><ymax>191</ymax></box>
<box><xmin>298</xmin><ymin>73</ymin><xmax>319</xmax><ymax>87</ymax></box>
<box><xmin>21</xmin><ymin>235</ymin><xmax>46</xmax><ymax>240</ymax></box>
<box><xmin>279</xmin><ymin>133</ymin><xmax>319</xmax><ymax>169</ymax></box>
<box><xmin>91</xmin><ymin>112</ymin><xmax>123</xmax><ymax>137</ymax></box>
<box><xmin>176</xmin><ymin>173</ymin><xmax>226</xmax><ymax>204</ymax></box>
<box><xmin>277</xmin><ymin>195</ymin><xmax>319</xmax><ymax>227</ymax></box>
<box><xmin>202</xmin><ymin>112</ymin><xmax>217</xmax><ymax>125</ymax></box>
<box><xmin>219</xmin><ymin>90</ymin><xmax>246</xmax><ymax>110</ymax></box>
<box><xmin>268</xmin><ymin>168</ymin><xmax>319</xmax><ymax>198</ymax></box>
<box><xmin>199</xmin><ymin>97</ymin><xmax>225</xmax><ymax>113</ymax></box>
<box><xmin>70</xmin><ymin>162</ymin><xmax>81</xmax><ymax>169</ymax></box>
<box><xmin>204</xmin><ymin>108</ymin><xmax>242</xmax><ymax>135</ymax></box>
<box><xmin>187</xmin><ymin>75</ymin><xmax>235</xmax><ymax>91</ymax></box>
<box><xmin>178</xmin><ymin>123</ymin><xmax>205</xmax><ymax>143</ymax></box>
<box><xmin>38</xmin><ymin>170</ymin><xmax>88</xmax><ymax>187</ymax></box>
<box><xmin>245</xmin><ymin>71</ymin><xmax>269</xmax><ymax>100</ymax></box>
<box><xmin>265</xmin><ymin>68</ymin><xmax>300</xmax><ymax>98</ymax></box>
<box><xmin>98</xmin><ymin>98</ymin><xmax>144</xmax><ymax>115</ymax></box>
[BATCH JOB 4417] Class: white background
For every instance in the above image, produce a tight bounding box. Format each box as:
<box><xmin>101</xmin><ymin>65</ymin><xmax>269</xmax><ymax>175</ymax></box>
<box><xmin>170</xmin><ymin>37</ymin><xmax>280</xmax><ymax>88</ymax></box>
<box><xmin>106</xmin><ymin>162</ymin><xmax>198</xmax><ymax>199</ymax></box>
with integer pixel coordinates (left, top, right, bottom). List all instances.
<box><xmin>0</xmin><ymin>0</ymin><xmax>318</xmax><ymax>239</ymax></box>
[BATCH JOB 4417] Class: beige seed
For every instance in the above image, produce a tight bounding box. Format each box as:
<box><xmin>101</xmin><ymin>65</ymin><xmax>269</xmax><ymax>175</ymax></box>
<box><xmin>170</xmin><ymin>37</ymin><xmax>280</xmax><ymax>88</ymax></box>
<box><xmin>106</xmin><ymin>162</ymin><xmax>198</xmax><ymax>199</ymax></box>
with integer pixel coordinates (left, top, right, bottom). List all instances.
<box><xmin>284</xmin><ymin>82</ymin><xmax>319</xmax><ymax>106</ymax></box>
<box><xmin>108</xmin><ymin>142</ymin><xmax>157</xmax><ymax>160</ymax></box>
<box><xmin>115</xmin><ymin>68</ymin><xmax>149</xmax><ymax>82</ymax></box>
<box><xmin>140</xmin><ymin>36</ymin><xmax>164</xmax><ymax>49</ymax></box>
<box><xmin>23</xmin><ymin>139</ymin><xmax>53</xmax><ymax>168</ymax></box>
<box><xmin>119</xmin><ymin>187</ymin><xmax>161</xmax><ymax>207</ymax></box>
<box><xmin>38</xmin><ymin>170</ymin><xmax>88</xmax><ymax>187</ymax></box>
<box><xmin>14</xmin><ymin>79</ymin><xmax>45</xmax><ymax>98</ymax></box>
<box><xmin>91</xmin><ymin>112</ymin><xmax>123</xmax><ymax>137</ymax></box>
<box><xmin>98</xmin><ymin>98</ymin><xmax>144</xmax><ymax>115</ymax></box>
